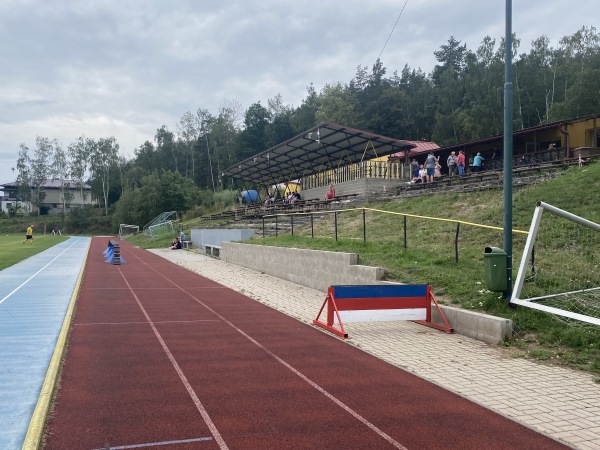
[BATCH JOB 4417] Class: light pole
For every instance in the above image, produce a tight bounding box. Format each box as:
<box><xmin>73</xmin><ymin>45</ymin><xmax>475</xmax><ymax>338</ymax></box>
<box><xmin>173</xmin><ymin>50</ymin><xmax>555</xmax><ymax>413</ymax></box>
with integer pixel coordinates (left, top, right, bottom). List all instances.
<box><xmin>503</xmin><ymin>0</ymin><xmax>513</xmax><ymax>298</ymax></box>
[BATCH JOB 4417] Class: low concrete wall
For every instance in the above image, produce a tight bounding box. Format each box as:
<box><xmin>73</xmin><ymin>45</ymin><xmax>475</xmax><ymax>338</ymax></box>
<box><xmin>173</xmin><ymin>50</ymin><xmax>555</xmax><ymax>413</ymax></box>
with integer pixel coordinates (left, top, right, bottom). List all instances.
<box><xmin>222</xmin><ymin>242</ymin><xmax>384</xmax><ymax>292</ymax></box>
<box><xmin>433</xmin><ymin>306</ymin><xmax>512</xmax><ymax>345</ymax></box>
<box><xmin>302</xmin><ymin>178</ymin><xmax>406</xmax><ymax>201</ymax></box>
<box><xmin>190</xmin><ymin>229</ymin><xmax>254</xmax><ymax>250</ymax></box>
<box><xmin>221</xmin><ymin>242</ymin><xmax>512</xmax><ymax>344</ymax></box>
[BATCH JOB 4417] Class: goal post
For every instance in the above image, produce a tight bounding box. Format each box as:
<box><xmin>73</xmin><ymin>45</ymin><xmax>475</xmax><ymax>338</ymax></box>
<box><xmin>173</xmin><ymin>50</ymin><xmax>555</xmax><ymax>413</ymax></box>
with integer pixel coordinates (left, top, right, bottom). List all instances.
<box><xmin>119</xmin><ymin>224</ymin><xmax>140</xmax><ymax>239</ymax></box>
<box><xmin>510</xmin><ymin>201</ymin><xmax>600</xmax><ymax>326</ymax></box>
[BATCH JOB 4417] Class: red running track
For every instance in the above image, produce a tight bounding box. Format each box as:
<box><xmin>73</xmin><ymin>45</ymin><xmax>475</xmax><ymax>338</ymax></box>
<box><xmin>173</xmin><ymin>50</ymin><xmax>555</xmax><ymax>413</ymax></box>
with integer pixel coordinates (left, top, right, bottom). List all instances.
<box><xmin>43</xmin><ymin>237</ymin><xmax>568</xmax><ymax>450</ymax></box>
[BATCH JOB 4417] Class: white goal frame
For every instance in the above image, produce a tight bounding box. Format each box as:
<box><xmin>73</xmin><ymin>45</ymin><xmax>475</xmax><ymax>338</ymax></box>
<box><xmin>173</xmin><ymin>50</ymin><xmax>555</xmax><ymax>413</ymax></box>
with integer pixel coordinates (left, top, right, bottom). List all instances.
<box><xmin>510</xmin><ymin>201</ymin><xmax>600</xmax><ymax>326</ymax></box>
<box><xmin>119</xmin><ymin>224</ymin><xmax>140</xmax><ymax>239</ymax></box>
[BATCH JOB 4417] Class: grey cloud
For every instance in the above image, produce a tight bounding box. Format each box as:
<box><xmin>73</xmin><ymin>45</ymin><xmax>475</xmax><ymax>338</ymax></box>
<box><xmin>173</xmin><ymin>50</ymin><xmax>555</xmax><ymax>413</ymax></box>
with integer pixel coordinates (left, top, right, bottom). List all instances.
<box><xmin>0</xmin><ymin>0</ymin><xmax>596</xmax><ymax>187</ymax></box>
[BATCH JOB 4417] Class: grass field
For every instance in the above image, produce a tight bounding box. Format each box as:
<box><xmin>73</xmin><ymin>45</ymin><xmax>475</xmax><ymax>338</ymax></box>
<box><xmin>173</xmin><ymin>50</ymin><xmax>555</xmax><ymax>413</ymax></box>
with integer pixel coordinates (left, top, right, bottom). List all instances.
<box><xmin>0</xmin><ymin>234</ymin><xmax>69</xmax><ymax>271</ymax></box>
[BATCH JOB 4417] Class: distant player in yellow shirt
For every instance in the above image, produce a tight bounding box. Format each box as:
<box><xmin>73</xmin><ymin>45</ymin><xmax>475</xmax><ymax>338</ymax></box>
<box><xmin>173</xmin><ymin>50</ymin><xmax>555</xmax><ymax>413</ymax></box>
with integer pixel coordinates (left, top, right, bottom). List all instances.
<box><xmin>23</xmin><ymin>224</ymin><xmax>33</xmax><ymax>244</ymax></box>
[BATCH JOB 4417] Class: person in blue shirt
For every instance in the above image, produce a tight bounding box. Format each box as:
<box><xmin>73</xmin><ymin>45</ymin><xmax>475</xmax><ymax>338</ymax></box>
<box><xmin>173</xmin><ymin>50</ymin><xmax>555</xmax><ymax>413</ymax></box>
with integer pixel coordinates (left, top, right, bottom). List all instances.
<box><xmin>472</xmin><ymin>152</ymin><xmax>485</xmax><ymax>172</ymax></box>
<box><xmin>425</xmin><ymin>152</ymin><xmax>437</xmax><ymax>182</ymax></box>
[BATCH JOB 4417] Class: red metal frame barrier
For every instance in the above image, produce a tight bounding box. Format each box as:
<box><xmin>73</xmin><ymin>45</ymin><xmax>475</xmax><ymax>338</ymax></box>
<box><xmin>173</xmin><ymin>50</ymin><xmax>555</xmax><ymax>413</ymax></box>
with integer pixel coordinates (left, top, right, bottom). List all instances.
<box><xmin>313</xmin><ymin>284</ymin><xmax>453</xmax><ymax>338</ymax></box>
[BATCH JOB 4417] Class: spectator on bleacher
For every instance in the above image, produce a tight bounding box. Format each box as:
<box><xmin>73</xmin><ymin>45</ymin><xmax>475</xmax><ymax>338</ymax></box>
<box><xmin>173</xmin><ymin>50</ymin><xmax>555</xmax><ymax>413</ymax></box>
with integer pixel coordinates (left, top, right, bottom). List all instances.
<box><xmin>264</xmin><ymin>192</ymin><xmax>275</xmax><ymax>205</ymax></box>
<box><xmin>457</xmin><ymin>150</ymin><xmax>466</xmax><ymax>176</ymax></box>
<box><xmin>425</xmin><ymin>152</ymin><xmax>436</xmax><ymax>182</ymax></box>
<box><xmin>407</xmin><ymin>174</ymin><xmax>422</xmax><ymax>184</ymax></box>
<box><xmin>472</xmin><ymin>152</ymin><xmax>485</xmax><ymax>172</ymax></box>
<box><xmin>419</xmin><ymin>165</ymin><xmax>427</xmax><ymax>183</ymax></box>
<box><xmin>447</xmin><ymin>152</ymin><xmax>458</xmax><ymax>177</ymax></box>
<box><xmin>518</xmin><ymin>154</ymin><xmax>529</xmax><ymax>166</ymax></box>
<box><xmin>325</xmin><ymin>184</ymin><xmax>336</xmax><ymax>200</ymax></box>
<box><xmin>171</xmin><ymin>237</ymin><xmax>182</xmax><ymax>250</ymax></box>
<box><xmin>286</xmin><ymin>192</ymin><xmax>297</xmax><ymax>204</ymax></box>
<box><xmin>491</xmin><ymin>147</ymin><xmax>502</xmax><ymax>160</ymax></box>
<box><xmin>434</xmin><ymin>158</ymin><xmax>442</xmax><ymax>179</ymax></box>
<box><xmin>411</xmin><ymin>159</ymin><xmax>419</xmax><ymax>179</ymax></box>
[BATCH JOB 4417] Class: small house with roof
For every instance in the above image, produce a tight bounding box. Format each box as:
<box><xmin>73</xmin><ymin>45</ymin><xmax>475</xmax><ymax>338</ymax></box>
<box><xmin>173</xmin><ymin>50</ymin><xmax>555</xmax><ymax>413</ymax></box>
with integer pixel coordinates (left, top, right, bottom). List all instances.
<box><xmin>0</xmin><ymin>179</ymin><xmax>97</xmax><ymax>215</ymax></box>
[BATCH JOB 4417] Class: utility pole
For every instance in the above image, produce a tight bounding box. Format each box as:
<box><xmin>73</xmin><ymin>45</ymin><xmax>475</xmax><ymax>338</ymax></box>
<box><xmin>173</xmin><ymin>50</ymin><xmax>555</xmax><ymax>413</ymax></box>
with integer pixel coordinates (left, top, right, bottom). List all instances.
<box><xmin>503</xmin><ymin>0</ymin><xmax>514</xmax><ymax>298</ymax></box>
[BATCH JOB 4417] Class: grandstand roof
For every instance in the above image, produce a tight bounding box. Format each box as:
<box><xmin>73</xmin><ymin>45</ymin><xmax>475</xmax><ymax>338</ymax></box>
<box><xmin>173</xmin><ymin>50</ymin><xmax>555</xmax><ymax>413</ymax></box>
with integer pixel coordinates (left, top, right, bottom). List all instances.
<box><xmin>222</xmin><ymin>122</ymin><xmax>416</xmax><ymax>185</ymax></box>
<box><xmin>392</xmin><ymin>140</ymin><xmax>440</xmax><ymax>158</ymax></box>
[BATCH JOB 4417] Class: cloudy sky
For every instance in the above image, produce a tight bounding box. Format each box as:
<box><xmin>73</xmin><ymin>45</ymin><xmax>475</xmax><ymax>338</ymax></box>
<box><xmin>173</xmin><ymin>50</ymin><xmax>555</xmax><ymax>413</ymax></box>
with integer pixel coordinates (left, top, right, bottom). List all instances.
<box><xmin>0</xmin><ymin>0</ymin><xmax>597</xmax><ymax>187</ymax></box>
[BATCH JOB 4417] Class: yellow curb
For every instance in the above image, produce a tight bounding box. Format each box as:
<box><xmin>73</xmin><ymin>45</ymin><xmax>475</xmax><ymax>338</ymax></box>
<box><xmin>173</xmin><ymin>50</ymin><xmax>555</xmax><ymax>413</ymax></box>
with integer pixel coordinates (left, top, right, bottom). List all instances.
<box><xmin>22</xmin><ymin>239</ymin><xmax>91</xmax><ymax>450</ymax></box>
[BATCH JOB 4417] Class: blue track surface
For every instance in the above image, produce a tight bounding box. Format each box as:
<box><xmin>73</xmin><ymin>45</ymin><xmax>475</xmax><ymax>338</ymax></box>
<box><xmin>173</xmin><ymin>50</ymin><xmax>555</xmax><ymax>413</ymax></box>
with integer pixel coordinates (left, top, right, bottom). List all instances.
<box><xmin>0</xmin><ymin>237</ymin><xmax>90</xmax><ymax>449</ymax></box>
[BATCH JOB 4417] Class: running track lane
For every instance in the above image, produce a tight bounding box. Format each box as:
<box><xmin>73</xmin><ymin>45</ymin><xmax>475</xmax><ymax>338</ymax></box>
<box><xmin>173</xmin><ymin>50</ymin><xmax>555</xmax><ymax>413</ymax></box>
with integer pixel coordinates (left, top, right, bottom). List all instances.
<box><xmin>43</xmin><ymin>237</ymin><xmax>568</xmax><ymax>450</ymax></box>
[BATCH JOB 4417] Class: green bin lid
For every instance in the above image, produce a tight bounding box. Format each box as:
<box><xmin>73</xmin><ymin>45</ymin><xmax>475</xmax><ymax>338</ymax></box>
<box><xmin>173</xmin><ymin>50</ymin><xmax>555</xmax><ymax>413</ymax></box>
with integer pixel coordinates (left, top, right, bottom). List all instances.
<box><xmin>484</xmin><ymin>246</ymin><xmax>506</xmax><ymax>254</ymax></box>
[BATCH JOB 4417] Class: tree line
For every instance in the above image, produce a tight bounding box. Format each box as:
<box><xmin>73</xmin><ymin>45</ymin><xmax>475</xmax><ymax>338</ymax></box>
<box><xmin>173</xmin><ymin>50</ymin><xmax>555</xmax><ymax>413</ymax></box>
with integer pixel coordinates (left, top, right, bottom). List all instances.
<box><xmin>13</xmin><ymin>26</ymin><xmax>600</xmax><ymax>228</ymax></box>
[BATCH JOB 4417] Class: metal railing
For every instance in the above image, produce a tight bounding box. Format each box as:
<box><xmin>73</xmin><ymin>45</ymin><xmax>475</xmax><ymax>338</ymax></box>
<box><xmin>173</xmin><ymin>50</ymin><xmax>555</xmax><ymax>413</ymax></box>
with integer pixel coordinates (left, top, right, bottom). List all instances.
<box><xmin>260</xmin><ymin>207</ymin><xmax>529</xmax><ymax>263</ymax></box>
<box><xmin>303</xmin><ymin>161</ymin><xmax>410</xmax><ymax>189</ymax></box>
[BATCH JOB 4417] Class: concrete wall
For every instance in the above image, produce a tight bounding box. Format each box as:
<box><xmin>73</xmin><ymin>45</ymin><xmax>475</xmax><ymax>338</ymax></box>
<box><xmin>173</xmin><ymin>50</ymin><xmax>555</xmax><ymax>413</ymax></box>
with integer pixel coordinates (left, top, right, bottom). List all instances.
<box><xmin>302</xmin><ymin>178</ymin><xmax>406</xmax><ymax>201</ymax></box>
<box><xmin>221</xmin><ymin>242</ymin><xmax>513</xmax><ymax>344</ymax></box>
<box><xmin>190</xmin><ymin>229</ymin><xmax>254</xmax><ymax>249</ymax></box>
<box><xmin>222</xmin><ymin>242</ymin><xmax>384</xmax><ymax>292</ymax></box>
<box><xmin>432</xmin><ymin>306</ymin><xmax>513</xmax><ymax>345</ymax></box>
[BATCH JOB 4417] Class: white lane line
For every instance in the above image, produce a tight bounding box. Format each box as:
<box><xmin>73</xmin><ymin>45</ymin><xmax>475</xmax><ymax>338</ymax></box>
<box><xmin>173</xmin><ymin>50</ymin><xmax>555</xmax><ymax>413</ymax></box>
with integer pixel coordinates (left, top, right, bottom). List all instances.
<box><xmin>132</xmin><ymin>249</ymin><xmax>408</xmax><ymax>450</ymax></box>
<box><xmin>118</xmin><ymin>267</ymin><xmax>230</xmax><ymax>450</ymax></box>
<box><xmin>75</xmin><ymin>320</ymin><xmax>221</xmax><ymax>326</ymax></box>
<box><xmin>0</xmin><ymin>237</ymin><xmax>83</xmax><ymax>306</ymax></box>
<box><xmin>86</xmin><ymin>287</ymin><xmax>229</xmax><ymax>291</ymax></box>
<box><xmin>92</xmin><ymin>436</ymin><xmax>212</xmax><ymax>449</ymax></box>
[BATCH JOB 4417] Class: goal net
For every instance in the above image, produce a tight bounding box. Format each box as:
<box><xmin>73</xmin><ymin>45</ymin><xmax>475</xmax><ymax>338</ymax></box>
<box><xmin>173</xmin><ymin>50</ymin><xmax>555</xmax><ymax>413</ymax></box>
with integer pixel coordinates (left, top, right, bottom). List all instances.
<box><xmin>142</xmin><ymin>211</ymin><xmax>179</xmax><ymax>238</ymax></box>
<box><xmin>119</xmin><ymin>224</ymin><xmax>139</xmax><ymax>239</ymax></box>
<box><xmin>145</xmin><ymin>221</ymin><xmax>176</xmax><ymax>238</ymax></box>
<box><xmin>510</xmin><ymin>201</ymin><xmax>600</xmax><ymax>326</ymax></box>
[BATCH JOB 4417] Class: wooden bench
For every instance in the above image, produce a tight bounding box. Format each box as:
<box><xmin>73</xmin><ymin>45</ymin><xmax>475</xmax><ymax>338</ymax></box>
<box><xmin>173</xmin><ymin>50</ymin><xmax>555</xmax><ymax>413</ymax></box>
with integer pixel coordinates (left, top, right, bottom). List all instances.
<box><xmin>313</xmin><ymin>284</ymin><xmax>453</xmax><ymax>338</ymax></box>
<box><xmin>332</xmin><ymin>193</ymin><xmax>359</xmax><ymax>201</ymax></box>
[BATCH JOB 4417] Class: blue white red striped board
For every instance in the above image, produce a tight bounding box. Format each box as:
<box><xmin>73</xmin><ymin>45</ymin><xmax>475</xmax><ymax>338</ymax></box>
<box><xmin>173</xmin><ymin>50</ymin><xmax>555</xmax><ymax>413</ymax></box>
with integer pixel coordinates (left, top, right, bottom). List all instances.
<box><xmin>313</xmin><ymin>284</ymin><xmax>453</xmax><ymax>338</ymax></box>
<box><xmin>330</xmin><ymin>285</ymin><xmax>428</xmax><ymax>322</ymax></box>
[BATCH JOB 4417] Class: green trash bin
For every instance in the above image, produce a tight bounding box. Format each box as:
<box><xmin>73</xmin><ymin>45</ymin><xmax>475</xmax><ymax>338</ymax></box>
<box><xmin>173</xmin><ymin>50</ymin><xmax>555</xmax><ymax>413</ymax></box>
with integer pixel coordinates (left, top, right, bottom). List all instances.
<box><xmin>483</xmin><ymin>246</ymin><xmax>507</xmax><ymax>292</ymax></box>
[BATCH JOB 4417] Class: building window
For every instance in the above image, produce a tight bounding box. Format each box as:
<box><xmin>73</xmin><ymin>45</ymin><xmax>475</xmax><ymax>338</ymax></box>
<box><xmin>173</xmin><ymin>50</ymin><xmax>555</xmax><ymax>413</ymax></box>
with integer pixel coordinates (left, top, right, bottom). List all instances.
<box><xmin>585</xmin><ymin>128</ymin><xmax>600</xmax><ymax>147</ymax></box>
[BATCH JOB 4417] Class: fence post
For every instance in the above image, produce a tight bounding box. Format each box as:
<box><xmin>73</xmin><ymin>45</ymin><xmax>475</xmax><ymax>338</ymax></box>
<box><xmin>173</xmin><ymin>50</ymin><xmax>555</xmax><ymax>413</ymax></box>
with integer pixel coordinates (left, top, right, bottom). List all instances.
<box><xmin>275</xmin><ymin>215</ymin><xmax>278</xmax><ymax>237</ymax></box>
<box><xmin>291</xmin><ymin>215</ymin><xmax>294</xmax><ymax>236</ymax></box>
<box><xmin>455</xmin><ymin>222</ymin><xmax>460</xmax><ymax>263</ymax></box>
<box><xmin>334</xmin><ymin>212</ymin><xmax>338</xmax><ymax>241</ymax></box>
<box><xmin>262</xmin><ymin>217</ymin><xmax>265</xmax><ymax>237</ymax></box>
<box><xmin>363</xmin><ymin>208</ymin><xmax>366</xmax><ymax>244</ymax></box>
<box><xmin>311</xmin><ymin>214</ymin><xmax>314</xmax><ymax>238</ymax></box>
